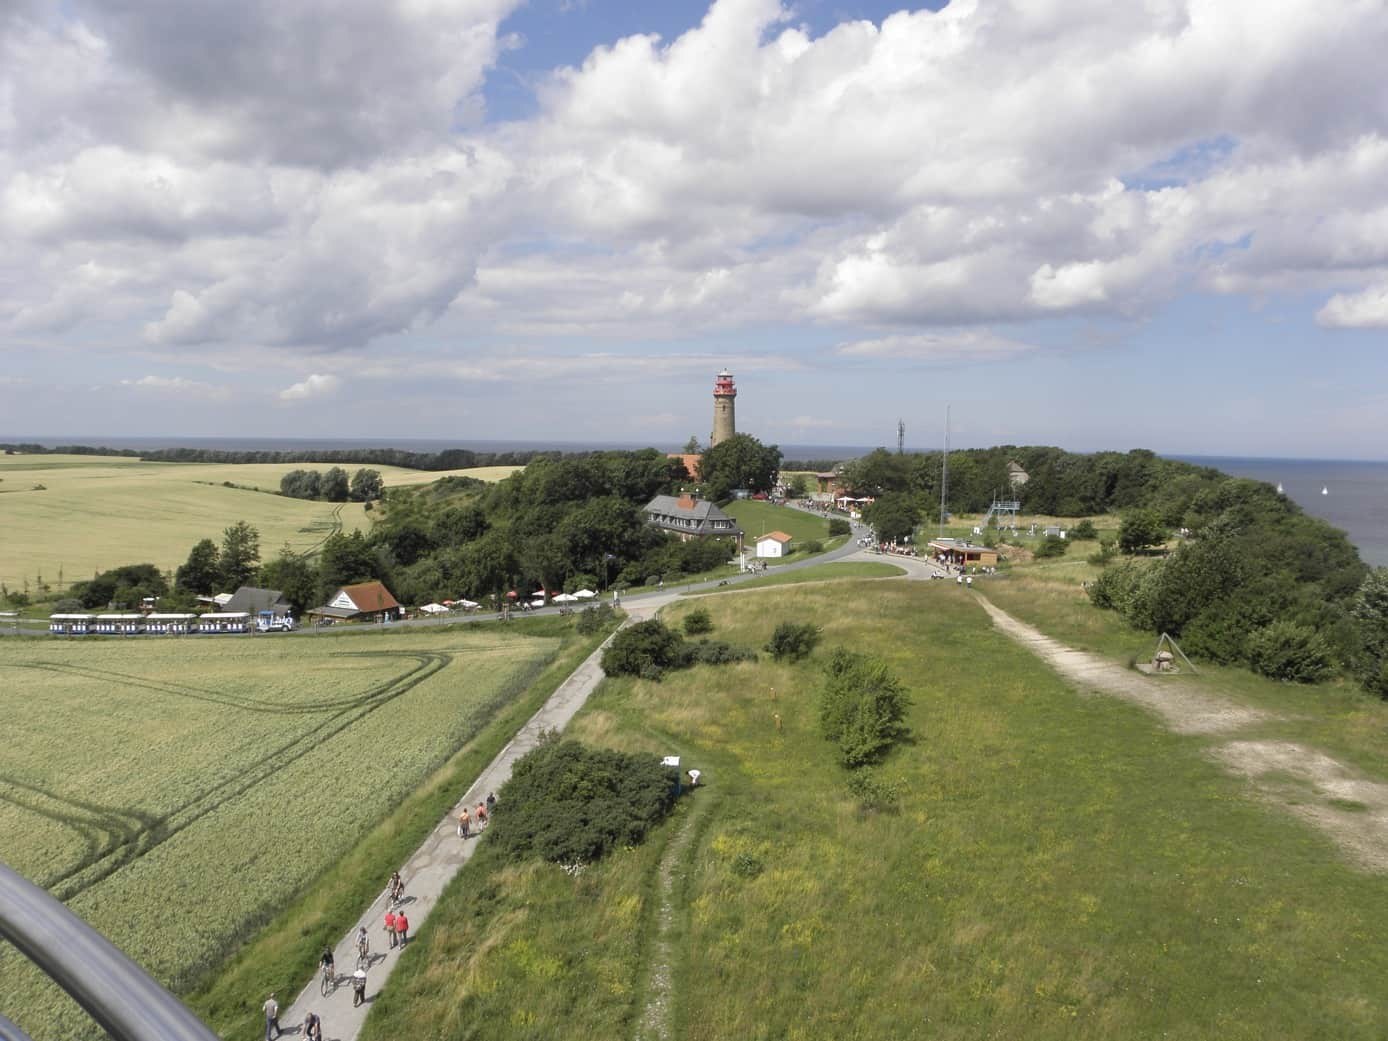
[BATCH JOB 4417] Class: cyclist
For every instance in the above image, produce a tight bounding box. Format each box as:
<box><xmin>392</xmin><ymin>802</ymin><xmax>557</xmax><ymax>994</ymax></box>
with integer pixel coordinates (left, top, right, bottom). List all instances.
<box><xmin>302</xmin><ymin>1012</ymin><xmax>322</xmax><ymax>1041</ymax></box>
<box><xmin>356</xmin><ymin>925</ymin><xmax>369</xmax><ymax>964</ymax></box>
<box><xmin>319</xmin><ymin>946</ymin><xmax>335</xmax><ymax>979</ymax></box>
<box><xmin>389</xmin><ymin>870</ymin><xmax>404</xmax><ymax>904</ymax></box>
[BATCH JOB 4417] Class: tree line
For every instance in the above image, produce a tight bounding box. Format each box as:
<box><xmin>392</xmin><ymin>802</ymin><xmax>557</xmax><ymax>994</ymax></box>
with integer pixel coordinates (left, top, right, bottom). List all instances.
<box><xmin>1</xmin><ymin>443</ymin><xmax>582</xmax><ymax>470</ymax></box>
<box><xmin>279</xmin><ymin>467</ymin><xmax>384</xmax><ymax>502</ymax></box>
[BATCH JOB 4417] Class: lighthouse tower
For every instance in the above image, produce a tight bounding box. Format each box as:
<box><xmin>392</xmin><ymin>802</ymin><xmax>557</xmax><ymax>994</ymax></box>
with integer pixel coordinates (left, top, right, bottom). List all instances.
<box><xmin>711</xmin><ymin>369</ymin><xmax>737</xmax><ymax>447</ymax></box>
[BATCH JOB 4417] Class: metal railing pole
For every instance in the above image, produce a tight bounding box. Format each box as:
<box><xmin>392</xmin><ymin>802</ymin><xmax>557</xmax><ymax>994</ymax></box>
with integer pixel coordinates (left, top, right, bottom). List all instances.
<box><xmin>0</xmin><ymin>863</ymin><xmax>220</xmax><ymax>1041</ymax></box>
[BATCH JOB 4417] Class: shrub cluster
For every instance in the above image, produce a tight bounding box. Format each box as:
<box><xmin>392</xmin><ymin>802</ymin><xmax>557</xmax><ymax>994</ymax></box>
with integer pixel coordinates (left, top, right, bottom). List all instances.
<box><xmin>683</xmin><ymin>607</ymin><xmax>713</xmax><ymax>635</ymax></box>
<box><xmin>1033</xmin><ymin>534</ymin><xmax>1068</xmax><ymax>558</ymax></box>
<box><xmin>575</xmin><ymin>602</ymin><xmax>616</xmax><ymax>635</ymax></box>
<box><xmin>828</xmin><ymin>518</ymin><xmax>851</xmax><ymax>537</ymax></box>
<box><xmin>475</xmin><ymin>738</ymin><xmax>678</xmax><ymax>865</ymax></box>
<box><xmin>845</xmin><ymin>770</ymin><xmax>903</xmax><ymax>814</ymax></box>
<box><xmin>601</xmin><ymin>619</ymin><xmax>755</xmax><ymax>680</ymax></box>
<box><xmin>818</xmin><ymin>648</ymin><xmax>912</xmax><ymax>768</ymax></box>
<box><xmin>765</xmin><ymin>621</ymin><xmax>820</xmax><ymax>662</ymax></box>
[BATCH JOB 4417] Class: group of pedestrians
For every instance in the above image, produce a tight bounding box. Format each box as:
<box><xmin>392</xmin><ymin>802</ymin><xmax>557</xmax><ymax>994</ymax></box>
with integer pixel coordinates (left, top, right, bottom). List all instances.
<box><xmin>263</xmin><ymin>792</ymin><xmax>500</xmax><ymax>1039</ymax></box>
<box><xmin>457</xmin><ymin>792</ymin><xmax>495</xmax><ymax>839</ymax></box>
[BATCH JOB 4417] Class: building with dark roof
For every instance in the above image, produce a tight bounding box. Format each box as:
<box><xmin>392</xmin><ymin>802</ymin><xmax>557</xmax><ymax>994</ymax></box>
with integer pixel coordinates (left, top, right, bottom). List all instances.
<box><xmin>223</xmin><ymin>586</ymin><xmax>293</xmax><ymax>622</ymax></box>
<box><xmin>643</xmin><ymin>493</ymin><xmax>743</xmax><ymax>544</ymax></box>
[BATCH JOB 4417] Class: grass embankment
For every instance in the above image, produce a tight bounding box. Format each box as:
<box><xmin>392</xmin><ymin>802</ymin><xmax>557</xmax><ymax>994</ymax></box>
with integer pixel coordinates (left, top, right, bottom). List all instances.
<box><xmin>724</xmin><ymin>500</ymin><xmax>830</xmax><ymax>551</ymax></box>
<box><xmin>361</xmin><ymin>582</ymin><xmax>1388</xmax><ymax>1040</ymax></box>
<box><xmin>984</xmin><ymin>562</ymin><xmax>1388</xmax><ymax>781</ymax></box>
<box><xmin>181</xmin><ymin>617</ymin><xmax>614</xmax><ymax>1040</ymax></box>
<box><xmin>696</xmin><ymin>560</ymin><xmax>906</xmax><ymax>591</ymax></box>
<box><xmin>0</xmin><ymin>454</ymin><xmax>520</xmax><ymax>589</ymax></box>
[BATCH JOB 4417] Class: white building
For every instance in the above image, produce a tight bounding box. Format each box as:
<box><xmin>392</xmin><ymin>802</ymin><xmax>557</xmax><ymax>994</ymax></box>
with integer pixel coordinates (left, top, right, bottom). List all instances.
<box><xmin>755</xmin><ymin>531</ymin><xmax>794</xmax><ymax>558</ymax></box>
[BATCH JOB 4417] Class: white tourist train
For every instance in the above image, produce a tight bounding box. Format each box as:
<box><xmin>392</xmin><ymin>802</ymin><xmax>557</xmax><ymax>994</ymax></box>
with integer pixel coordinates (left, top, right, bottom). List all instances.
<box><xmin>49</xmin><ymin>611</ymin><xmax>253</xmax><ymax>636</ymax></box>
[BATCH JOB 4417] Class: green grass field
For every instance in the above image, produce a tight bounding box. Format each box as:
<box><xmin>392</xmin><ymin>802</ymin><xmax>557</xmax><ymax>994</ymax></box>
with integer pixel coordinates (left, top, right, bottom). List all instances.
<box><xmin>0</xmin><ymin>455</ymin><xmax>519</xmax><ymax>589</ymax></box>
<box><xmin>363</xmin><ymin>581</ymin><xmax>1388</xmax><ymax>1040</ymax></box>
<box><xmin>0</xmin><ymin>625</ymin><xmax>559</xmax><ymax>1039</ymax></box>
<box><xmin>724</xmin><ymin>500</ymin><xmax>830</xmax><ymax>545</ymax></box>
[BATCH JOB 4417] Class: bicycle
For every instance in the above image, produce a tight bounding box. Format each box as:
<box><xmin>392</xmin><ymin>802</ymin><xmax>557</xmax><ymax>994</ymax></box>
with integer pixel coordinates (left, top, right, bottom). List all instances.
<box><xmin>319</xmin><ymin>962</ymin><xmax>336</xmax><ymax>997</ymax></box>
<box><xmin>356</xmin><ymin>939</ymin><xmax>370</xmax><ymax>971</ymax></box>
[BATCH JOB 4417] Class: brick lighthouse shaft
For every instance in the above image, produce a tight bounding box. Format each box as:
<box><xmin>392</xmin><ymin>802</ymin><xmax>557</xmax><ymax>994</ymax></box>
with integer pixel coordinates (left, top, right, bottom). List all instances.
<box><xmin>711</xmin><ymin>369</ymin><xmax>737</xmax><ymax>447</ymax></box>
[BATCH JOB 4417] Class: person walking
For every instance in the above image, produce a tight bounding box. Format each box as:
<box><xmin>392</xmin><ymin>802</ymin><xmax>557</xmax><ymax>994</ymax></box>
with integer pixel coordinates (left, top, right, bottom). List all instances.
<box><xmin>385</xmin><ymin>908</ymin><xmax>398</xmax><ymax>949</ymax></box>
<box><xmin>475</xmin><ymin>801</ymin><xmax>488</xmax><ymax>830</ymax></box>
<box><xmin>262</xmin><ymin>993</ymin><xmax>280</xmax><ymax>1041</ymax></box>
<box><xmin>351</xmin><ymin>969</ymin><xmax>367</xmax><ymax>1008</ymax></box>
<box><xmin>395</xmin><ymin>910</ymin><xmax>410</xmax><ymax>947</ymax></box>
<box><xmin>457</xmin><ymin>807</ymin><xmax>470</xmax><ymax>839</ymax></box>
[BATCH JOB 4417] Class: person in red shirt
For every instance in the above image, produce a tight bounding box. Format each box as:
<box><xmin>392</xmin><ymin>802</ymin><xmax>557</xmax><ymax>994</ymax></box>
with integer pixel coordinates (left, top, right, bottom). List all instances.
<box><xmin>395</xmin><ymin>911</ymin><xmax>409</xmax><ymax>946</ymax></box>
<box><xmin>384</xmin><ymin>908</ymin><xmax>397</xmax><ymax>949</ymax></box>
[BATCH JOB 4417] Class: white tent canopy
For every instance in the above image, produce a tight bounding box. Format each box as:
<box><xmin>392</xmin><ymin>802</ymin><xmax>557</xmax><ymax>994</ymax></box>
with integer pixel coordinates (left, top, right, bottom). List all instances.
<box><xmin>553</xmin><ymin>592</ymin><xmax>579</xmax><ymax>603</ymax></box>
<box><xmin>419</xmin><ymin>603</ymin><xmax>449</xmax><ymax>615</ymax></box>
<box><xmin>456</xmin><ymin>598</ymin><xmax>480</xmax><ymax>609</ymax></box>
<box><xmin>572</xmin><ymin>589</ymin><xmax>597</xmax><ymax>599</ymax></box>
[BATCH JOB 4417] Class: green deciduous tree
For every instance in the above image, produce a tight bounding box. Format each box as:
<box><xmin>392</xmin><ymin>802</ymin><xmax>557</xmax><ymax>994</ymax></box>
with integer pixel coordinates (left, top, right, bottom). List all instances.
<box><xmin>175</xmin><ymin>538</ymin><xmax>222</xmax><ymax>595</ymax></box>
<box><xmin>218</xmin><ymin>521</ymin><xmax>261</xmax><ymax>589</ymax></box>
<box><xmin>863</xmin><ymin>493</ymin><xmax>919</xmax><ymax>544</ymax></box>
<box><xmin>697</xmin><ymin>434</ymin><xmax>782</xmax><ymax>500</ymax></box>
<box><xmin>350</xmin><ymin>468</ymin><xmax>384</xmax><ymax>502</ymax></box>
<box><xmin>1247</xmin><ymin>620</ymin><xmax>1334</xmax><ymax>683</ymax></box>
<box><xmin>258</xmin><ymin>546</ymin><xmax>320</xmax><ymax>614</ymax></box>
<box><xmin>321</xmin><ymin>467</ymin><xmax>351</xmax><ymax>502</ymax></box>
<box><xmin>1118</xmin><ymin>509</ymin><xmax>1166</xmax><ymax>554</ymax></box>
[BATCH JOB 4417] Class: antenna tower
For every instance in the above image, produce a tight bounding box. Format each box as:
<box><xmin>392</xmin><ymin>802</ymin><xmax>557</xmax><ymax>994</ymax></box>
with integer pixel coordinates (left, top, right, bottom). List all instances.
<box><xmin>938</xmin><ymin>405</ymin><xmax>950</xmax><ymax>535</ymax></box>
<box><xmin>897</xmin><ymin>419</ymin><xmax>905</xmax><ymax>455</ymax></box>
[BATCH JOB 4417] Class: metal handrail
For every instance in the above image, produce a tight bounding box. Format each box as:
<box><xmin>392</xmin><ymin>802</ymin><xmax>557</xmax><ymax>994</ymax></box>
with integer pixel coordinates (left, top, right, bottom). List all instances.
<box><xmin>0</xmin><ymin>863</ymin><xmax>220</xmax><ymax>1041</ymax></box>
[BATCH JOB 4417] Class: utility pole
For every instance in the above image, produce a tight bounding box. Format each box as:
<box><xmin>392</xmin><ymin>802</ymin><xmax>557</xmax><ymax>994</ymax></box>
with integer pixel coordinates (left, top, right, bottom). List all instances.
<box><xmin>938</xmin><ymin>405</ymin><xmax>950</xmax><ymax>535</ymax></box>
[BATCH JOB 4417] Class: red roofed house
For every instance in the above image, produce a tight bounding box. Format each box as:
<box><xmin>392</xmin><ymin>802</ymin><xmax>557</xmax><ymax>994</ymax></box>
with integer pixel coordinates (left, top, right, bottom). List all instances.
<box><xmin>308</xmin><ymin>580</ymin><xmax>402</xmax><ymax>624</ymax></box>
<box><xmin>754</xmin><ymin>531</ymin><xmax>794</xmax><ymax>559</ymax></box>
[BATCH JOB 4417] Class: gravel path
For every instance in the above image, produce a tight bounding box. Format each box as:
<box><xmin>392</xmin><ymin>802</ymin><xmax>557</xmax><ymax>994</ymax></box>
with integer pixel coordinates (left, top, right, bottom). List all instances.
<box><xmin>277</xmin><ymin>598</ymin><xmax>673</xmax><ymax>1041</ymax></box>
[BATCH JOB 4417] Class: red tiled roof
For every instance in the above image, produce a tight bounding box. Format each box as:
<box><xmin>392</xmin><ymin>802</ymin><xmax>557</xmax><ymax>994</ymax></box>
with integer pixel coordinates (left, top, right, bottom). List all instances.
<box><xmin>667</xmin><ymin>453</ymin><xmax>703</xmax><ymax>478</ymax></box>
<box><xmin>340</xmin><ymin>581</ymin><xmax>400</xmax><ymax>612</ymax></box>
<box><xmin>757</xmin><ymin>531</ymin><xmax>793</xmax><ymax>543</ymax></box>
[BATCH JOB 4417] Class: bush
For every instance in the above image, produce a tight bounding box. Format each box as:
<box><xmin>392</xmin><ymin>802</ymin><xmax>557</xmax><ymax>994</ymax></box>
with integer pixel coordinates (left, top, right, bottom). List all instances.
<box><xmin>819</xmin><ymin>648</ymin><xmax>912</xmax><ymax>768</ymax></box>
<box><xmin>845</xmin><ymin>771</ymin><xmax>903</xmax><ymax>814</ymax></box>
<box><xmin>1087</xmin><ymin>539</ymin><xmax>1117</xmax><ymax>566</ymax></box>
<box><xmin>1071</xmin><ymin>519</ymin><xmax>1098</xmax><ymax>540</ymax></box>
<box><xmin>828</xmin><ymin>518</ymin><xmax>850</xmax><ymax>536</ymax></box>
<box><xmin>681</xmin><ymin>639</ymin><xmax>757</xmax><ymax>667</ymax></box>
<box><xmin>683</xmin><ymin>607</ymin><xmax>713</xmax><ymax>635</ymax></box>
<box><xmin>576</xmin><ymin>606</ymin><xmax>604</xmax><ymax>635</ymax></box>
<box><xmin>601</xmin><ymin>620</ymin><xmax>686</xmax><ymax>678</ymax></box>
<box><xmin>1034</xmin><ymin>534</ymin><xmax>1068</xmax><ymax>558</ymax></box>
<box><xmin>1247</xmin><ymin>621</ymin><xmax>1335</xmax><ymax>683</ymax></box>
<box><xmin>488</xmin><ymin>740</ymin><xmax>677</xmax><ymax>865</ymax></box>
<box><xmin>765</xmin><ymin>621</ymin><xmax>821</xmax><ymax>662</ymax></box>
<box><xmin>802</xmin><ymin>539</ymin><xmax>824</xmax><ymax>555</ymax></box>
<box><xmin>602</xmin><ymin>618</ymin><xmax>753</xmax><ymax>679</ymax></box>
<box><xmin>731</xmin><ymin>852</ymin><xmax>764</xmax><ymax>879</ymax></box>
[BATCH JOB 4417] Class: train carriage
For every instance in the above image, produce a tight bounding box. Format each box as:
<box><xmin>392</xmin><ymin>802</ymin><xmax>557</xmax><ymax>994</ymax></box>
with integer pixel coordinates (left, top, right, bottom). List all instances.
<box><xmin>49</xmin><ymin>613</ymin><xmax>95</xmax><ymax>635</ymax></box>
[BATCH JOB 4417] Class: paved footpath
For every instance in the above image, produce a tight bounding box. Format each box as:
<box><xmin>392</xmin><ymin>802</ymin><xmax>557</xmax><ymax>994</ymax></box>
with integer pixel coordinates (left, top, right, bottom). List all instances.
<box><xmin>279</xmin><ymin>597</ymin><xmax>670</xmax><ymax>1041</ymax></box>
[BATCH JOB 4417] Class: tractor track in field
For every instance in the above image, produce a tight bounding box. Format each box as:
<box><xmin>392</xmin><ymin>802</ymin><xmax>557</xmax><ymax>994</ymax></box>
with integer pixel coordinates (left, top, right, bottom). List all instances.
<box><xmin>1</xmin><ymin>650</ymin><xmax>454</xmax><ymax>899</ymax></box>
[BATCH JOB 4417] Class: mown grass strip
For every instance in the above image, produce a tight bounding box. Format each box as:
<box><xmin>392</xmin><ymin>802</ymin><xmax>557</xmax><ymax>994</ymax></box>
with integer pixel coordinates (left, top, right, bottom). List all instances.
<box><xmin>182</xmin><ymin>619</ymin><xmax>615</xmax><ymax>1040</ymax></box>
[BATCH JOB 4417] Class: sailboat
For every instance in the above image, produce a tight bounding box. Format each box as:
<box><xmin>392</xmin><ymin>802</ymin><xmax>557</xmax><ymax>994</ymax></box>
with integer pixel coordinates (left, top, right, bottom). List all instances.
<box><xmin>1322</xmin><ymin>485</ymin><xmax>1329</xmax><ymax>496</ymax></box>
<box><xmin>1276</xmin><ymin>482</ymin><xmax>1284</xmax><ymax>494</ymax></box>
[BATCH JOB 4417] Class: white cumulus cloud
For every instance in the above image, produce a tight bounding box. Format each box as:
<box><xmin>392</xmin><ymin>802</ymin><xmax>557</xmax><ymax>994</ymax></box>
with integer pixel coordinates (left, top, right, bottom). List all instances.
<box><xmin>278</xmin><ymin>373</ymin><xmax>341</xmax><ymax>401</ymax></box>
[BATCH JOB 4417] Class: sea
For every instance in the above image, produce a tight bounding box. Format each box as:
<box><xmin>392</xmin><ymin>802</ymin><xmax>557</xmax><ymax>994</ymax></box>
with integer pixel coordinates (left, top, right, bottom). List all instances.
<box><xmin>8</xmin><ymin>436</ymin><xmax>1387</xmax><ymax>568</ymax></box>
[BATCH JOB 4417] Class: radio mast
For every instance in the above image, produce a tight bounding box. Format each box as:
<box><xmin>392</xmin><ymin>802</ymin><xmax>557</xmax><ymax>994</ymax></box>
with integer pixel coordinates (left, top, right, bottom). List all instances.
<box><xmin>938</xmin><ymin>406</ymin><xmax>950</xmax><ymax>535</ymax></box>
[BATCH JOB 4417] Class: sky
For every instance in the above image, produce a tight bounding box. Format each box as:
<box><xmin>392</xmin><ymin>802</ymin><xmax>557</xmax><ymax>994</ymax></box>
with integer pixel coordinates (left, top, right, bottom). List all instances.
<box><xmin>2</xmin><ymin>0</ymin><xmax>1387</xmax><ymax>458</ymax></box>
